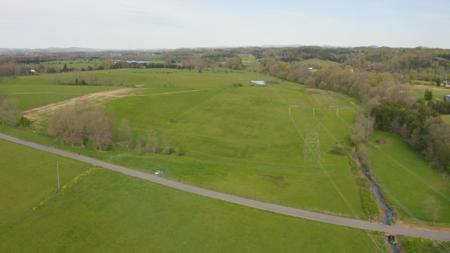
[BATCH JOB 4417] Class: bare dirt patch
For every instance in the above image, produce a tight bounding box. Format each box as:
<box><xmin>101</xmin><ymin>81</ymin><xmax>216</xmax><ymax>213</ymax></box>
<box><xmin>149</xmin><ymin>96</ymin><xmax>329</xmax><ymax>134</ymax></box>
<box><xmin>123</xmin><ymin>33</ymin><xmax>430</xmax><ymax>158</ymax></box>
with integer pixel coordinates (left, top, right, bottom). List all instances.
<box><xmin>24</xmin><ymin>88</ymin><xmax>134</xmax><ymax>126</ymax></box>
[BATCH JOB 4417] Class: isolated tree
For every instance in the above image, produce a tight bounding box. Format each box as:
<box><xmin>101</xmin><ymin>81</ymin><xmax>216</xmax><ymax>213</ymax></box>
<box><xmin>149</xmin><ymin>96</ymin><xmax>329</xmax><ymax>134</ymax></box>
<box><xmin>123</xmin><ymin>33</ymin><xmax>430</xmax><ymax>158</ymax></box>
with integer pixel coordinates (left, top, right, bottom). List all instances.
<box><xmin>435</xmin><ymin>78</ymin><xmax>441</xmax><ymax>87</ymax></box>
<box><xmin>62</xmin><ymin>64</ymin><xmax>69</xmax><ymax>72</ymax></box>
<box><xmin>424</xmin><ymin>89</ymin><xmax>433</xmax><ymax>101</ymax></box>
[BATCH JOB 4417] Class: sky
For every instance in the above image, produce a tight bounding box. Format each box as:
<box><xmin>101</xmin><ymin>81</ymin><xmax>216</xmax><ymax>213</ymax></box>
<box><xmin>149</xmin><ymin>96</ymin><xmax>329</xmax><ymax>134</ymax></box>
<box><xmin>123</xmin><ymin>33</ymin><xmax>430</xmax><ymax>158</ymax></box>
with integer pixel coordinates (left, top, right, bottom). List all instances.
<box><xmin>1</xmin><ymin>0</ymin><xmax>449</xmax><ymax>49</ymax></box>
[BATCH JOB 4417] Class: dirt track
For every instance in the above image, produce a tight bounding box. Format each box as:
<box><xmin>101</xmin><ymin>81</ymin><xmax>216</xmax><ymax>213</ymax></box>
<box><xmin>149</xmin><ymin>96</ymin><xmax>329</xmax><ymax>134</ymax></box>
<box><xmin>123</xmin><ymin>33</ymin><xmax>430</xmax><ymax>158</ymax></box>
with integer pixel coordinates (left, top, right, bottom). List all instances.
<box><xmin>23</xmin><ymin>88</ymin><xmax>134</xmax><ymax>123</ymax></box>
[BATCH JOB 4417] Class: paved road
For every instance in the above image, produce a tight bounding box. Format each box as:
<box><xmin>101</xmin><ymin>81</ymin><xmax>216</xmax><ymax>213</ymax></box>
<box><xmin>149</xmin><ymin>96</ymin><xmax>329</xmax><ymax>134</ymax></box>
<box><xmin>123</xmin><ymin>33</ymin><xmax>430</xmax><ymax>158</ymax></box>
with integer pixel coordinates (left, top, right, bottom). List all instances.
<box><xmin>1</xmin><ymin>133</ymin><xmax>449</xmax><ymax>241</ymax></box>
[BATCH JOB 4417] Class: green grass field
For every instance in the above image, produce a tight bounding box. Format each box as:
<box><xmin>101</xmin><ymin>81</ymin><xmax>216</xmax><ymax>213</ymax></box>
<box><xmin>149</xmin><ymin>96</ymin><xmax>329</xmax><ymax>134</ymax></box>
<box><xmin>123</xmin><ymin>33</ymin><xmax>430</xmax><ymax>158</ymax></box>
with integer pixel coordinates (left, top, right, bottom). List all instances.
<box><xmin>369</xmin><ymin>131</ymin><xmax>450</xmax><ymax>225</ymax></box>
<box><xmin>412</xmin><ymin>84</ymin><xmax>449</xmax><ymax>101</ymax></box>
<box><xmin>99</xmin><ymin>69</ymin><xmax>368</xmax><ymax>218</ymax></box>
<box><xmin>399</xmin><ymin>236</ymin><xmax>450</xmax><ymax>253</ymax></box>
<box><xmin>0</xmin><ymin>139</ymin><xmax>90</xmax><ymax>227</ymax></box>
<box><xmin>26</xmin><ymin>59</ymin><xmax>104</xmax><ymax>71</ymax></box>
<box><xmin>1</xmin><ymin>68</ymin><xmax>450</xmax><ymax>252</ymax></box>
<box><xmin>1</xmin><ymin>69</ymin><xmax>368</xmax><ymax>218</ymax></box>
<box><xmin>0</xmin><ymin>138</ymin><xmax>385</xmax><ymax>253</ymax></box>
<box><xmin>0</xmin><ymin>74</ymin><xmax>115</xmax><ymax>110</ymax></box>
<box><xmin>442</xmin><ymin>115</ymin><xmax>450</xmax><ymax>125</ymax></box>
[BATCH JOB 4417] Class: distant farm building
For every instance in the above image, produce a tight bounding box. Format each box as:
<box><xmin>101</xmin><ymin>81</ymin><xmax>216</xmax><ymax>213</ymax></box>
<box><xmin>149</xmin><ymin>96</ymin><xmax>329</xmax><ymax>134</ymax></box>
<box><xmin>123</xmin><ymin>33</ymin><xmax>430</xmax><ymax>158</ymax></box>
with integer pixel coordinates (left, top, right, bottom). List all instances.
<box><xmin>307</xmin><ymin>67</ymin><xmax>317</xmax><ymax>73</ymax></box>
<box><xmin>251</xmin><ymin>80</ymin><xmax>267</xmax><ymax>86</ymax></box>
<box><xmin>126</xmin><ymin>60</ymin><xmax>150</xmax><ymax>64</ymax></box>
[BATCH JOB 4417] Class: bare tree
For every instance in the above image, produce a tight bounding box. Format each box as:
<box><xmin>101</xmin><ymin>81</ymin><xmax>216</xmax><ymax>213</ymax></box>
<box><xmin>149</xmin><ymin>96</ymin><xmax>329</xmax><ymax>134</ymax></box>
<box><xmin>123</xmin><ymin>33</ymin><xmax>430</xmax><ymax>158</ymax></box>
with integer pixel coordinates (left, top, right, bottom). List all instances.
<box><xmin>82</xmin><ymin>108</ymin><xmax>113</xmax><ymax>150</ymax></box>
<box><xmin>48</xmin><ymin>106</ymin><xmax>84</xmax><ymax>146</ymax></box>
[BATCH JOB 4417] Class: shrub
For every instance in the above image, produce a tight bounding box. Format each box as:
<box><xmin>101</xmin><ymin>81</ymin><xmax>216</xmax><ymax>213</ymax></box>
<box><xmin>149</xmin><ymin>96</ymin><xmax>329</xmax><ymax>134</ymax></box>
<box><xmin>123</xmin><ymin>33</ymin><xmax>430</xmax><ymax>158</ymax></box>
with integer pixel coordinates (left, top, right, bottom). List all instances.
<box><xmin>48</xmin><ymin>106</ymin><xmax>113</xmax><ymax>150</ymax></box>
<box><xmin>17</xmin><ymin>116</ymin><xmax>32</xmax><ymax>127</ymax></box>
<box><xmin>0</xmin><ymin>95</ymin><xmax>22</xmax><ymax>126</ymax></box>
<box><xmin>424</xmin><ymin>89</ymin><xmax>433</xmax><ymax>101</ymax></box>
<box><xmin>329</xmin><ymin>143</ymin><xmax>345</xmax><ymax>155</ymax></box>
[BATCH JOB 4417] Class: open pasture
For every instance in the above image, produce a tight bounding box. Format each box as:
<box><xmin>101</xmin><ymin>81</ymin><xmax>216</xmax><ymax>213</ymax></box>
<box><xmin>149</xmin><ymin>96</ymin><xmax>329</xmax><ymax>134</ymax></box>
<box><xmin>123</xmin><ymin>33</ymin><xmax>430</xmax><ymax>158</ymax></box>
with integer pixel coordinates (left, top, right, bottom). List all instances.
<box><xmin>0</xmin><ymin>138</ymin><xmax>385</xmax><ymax>253</ymax></box>
<box><xmin>92</xmin><ymin>69</ymin><xmax>369</xmax><ymax>218</ymax></box>
<box><xmin>369</xmin><ymin>131</ymin><xmax>450</xmax><ymax>225</ymax></box>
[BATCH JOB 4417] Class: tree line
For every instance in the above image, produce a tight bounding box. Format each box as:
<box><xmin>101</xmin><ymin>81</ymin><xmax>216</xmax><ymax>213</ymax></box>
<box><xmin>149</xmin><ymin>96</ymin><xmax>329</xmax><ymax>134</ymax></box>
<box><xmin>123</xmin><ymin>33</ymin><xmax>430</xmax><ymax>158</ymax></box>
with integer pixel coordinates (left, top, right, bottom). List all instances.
<box><xmin>263</xmin><ymin>59</ymin><xmax>450</xmax><ymax>172</ymax></box>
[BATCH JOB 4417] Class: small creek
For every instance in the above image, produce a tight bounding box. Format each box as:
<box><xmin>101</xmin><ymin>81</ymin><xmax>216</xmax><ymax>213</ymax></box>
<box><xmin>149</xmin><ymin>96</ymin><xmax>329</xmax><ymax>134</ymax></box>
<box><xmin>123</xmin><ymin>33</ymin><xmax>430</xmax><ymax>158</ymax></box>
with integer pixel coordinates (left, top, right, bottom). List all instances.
<box><xmin>361</xmin><ymin>166</ymin><xmax>401</xmax><ymax>253</ymax></box>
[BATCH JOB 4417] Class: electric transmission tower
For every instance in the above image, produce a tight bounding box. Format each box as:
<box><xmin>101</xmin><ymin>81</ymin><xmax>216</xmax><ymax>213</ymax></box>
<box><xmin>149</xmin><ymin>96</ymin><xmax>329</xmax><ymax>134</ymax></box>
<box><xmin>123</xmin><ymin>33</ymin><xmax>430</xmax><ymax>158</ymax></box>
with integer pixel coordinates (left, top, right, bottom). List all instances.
<box><xmin>303</xmin><ymin>129</ymin><xmax>321</xmax><ymax>163</ymax></box>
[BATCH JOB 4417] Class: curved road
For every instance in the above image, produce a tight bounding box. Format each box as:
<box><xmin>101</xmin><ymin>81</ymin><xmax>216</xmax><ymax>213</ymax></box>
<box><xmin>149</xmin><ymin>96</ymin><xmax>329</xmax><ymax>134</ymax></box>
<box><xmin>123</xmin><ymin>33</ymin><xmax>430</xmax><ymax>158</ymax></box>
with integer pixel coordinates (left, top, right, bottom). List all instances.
<box><xmin>1</xmin><ymin>133</ymin><xmax>449</xmax><ymax>241</ymax></box>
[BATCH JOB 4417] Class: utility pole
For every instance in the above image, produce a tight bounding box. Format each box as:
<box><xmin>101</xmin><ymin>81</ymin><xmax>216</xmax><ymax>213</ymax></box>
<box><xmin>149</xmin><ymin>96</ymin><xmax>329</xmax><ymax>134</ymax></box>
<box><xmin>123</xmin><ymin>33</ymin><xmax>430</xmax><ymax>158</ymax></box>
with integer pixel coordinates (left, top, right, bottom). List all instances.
<box><xmin>56</xmin><ymin>161</ymin><xmax>60</xmax><ymax>191</ymax></box>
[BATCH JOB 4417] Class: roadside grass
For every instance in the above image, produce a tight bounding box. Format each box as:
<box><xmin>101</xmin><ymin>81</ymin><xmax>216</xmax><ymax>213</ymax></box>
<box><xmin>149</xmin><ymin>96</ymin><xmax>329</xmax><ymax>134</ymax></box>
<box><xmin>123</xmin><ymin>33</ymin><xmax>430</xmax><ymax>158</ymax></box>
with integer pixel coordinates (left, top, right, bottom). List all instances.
<box><xmin>0</xmin><ymin>139</ymin><xmax>89</xmax><ymax>227</ymax></box>
<box><xmin>0</xmin><ymin>140</ymin><xmax>386</xmax><ymax>252</ymax></box>
<box><xmin>369</xmin><ymin>131</ymin><xmax>450</xmax><ymax>225</ymax></box>
<box><xmin>399</xmin><ymin>236</ymin><xmax>450</xmax><ymax>253</ymax></box>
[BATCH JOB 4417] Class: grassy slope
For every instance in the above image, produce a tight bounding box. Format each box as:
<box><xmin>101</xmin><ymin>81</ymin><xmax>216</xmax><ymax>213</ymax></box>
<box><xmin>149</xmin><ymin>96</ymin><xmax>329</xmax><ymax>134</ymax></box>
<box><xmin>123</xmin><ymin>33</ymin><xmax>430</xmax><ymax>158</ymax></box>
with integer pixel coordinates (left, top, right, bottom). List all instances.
<box><xmin>0</xmin><ymin>139</ymin><xmax>385</xmax><ymax>253</ymax></box>
<box><xmin>102</xmin><ymin>69</ymin><xmax>365</xmax><ymax>217</ymax></box>
<box><xmin>369</xmin><ymin>131</ymin><xmax>450</xmax><ymax>225</ymax></box>
<box><xmin>0</xmin><ymin>139</ymin><xmax>89</xmax><ymax>227</ymax></box>
<box><xmin>0</xmin><ymin>69</ymin><xmax>369</xmax><ymax>218</ymax></box>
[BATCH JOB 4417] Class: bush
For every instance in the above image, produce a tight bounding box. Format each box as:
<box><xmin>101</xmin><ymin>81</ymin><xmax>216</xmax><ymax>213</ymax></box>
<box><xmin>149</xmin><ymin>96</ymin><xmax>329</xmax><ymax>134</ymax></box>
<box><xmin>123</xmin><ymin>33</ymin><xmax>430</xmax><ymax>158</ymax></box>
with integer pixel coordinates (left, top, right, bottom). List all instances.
<box><xmin>0</xmin><ymin>95</ymin><xmax>22</xmax><ymax>126</ymax></box>
<box><xmin>424</xmin><ymin>89</ymin><xmax>433</xmax><ymax>101</ymax></box>
<box><xmin>17</xmin><ymin>116</ymin><xmax>32</xmax><ymax>127</ymax></box>
<box><xmin>48</xmin><ymin>106</ymin><xmax>113</xmax><ymax>150</ymax></box>
<box><xmin>329</xmin><ymin>143</ymin><xmax>345</xmax><ymax>155</ymax></box>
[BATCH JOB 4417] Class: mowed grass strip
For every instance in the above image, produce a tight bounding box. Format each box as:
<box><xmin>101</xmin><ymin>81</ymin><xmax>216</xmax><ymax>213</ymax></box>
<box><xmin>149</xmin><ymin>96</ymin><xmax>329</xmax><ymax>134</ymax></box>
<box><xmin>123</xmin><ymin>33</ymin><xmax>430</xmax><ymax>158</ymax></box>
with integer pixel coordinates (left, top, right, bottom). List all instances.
<box><xmin>369</xmin><ymin>131</ymin><xmax>450</xmax><ymax>225</ymax></box>
<box><xmin>0</xmin><ymin>138</ymin><xmax>385</xmax><ymax>252</ymax></box>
